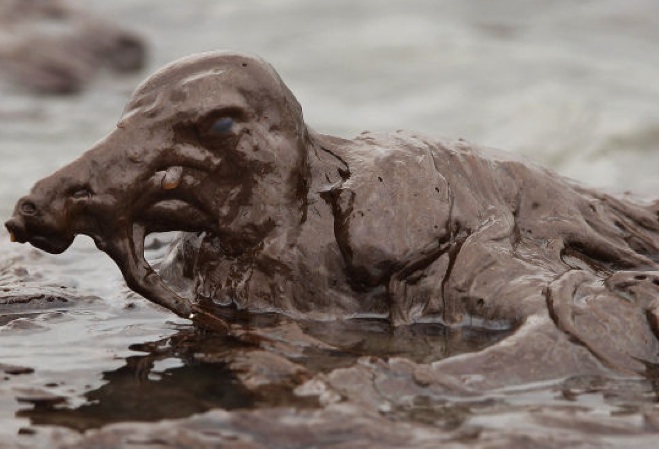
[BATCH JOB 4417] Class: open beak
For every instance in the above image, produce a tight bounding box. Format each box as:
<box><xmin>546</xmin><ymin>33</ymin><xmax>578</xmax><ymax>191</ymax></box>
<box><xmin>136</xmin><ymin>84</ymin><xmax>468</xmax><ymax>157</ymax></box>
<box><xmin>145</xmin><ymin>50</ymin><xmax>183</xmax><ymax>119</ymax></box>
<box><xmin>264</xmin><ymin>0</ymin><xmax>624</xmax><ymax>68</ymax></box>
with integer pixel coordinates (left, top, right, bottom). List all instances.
<box><xmin>101</xmin><ymin>222</ymin><xmax>230</xmax><ymax>333</ymax></box>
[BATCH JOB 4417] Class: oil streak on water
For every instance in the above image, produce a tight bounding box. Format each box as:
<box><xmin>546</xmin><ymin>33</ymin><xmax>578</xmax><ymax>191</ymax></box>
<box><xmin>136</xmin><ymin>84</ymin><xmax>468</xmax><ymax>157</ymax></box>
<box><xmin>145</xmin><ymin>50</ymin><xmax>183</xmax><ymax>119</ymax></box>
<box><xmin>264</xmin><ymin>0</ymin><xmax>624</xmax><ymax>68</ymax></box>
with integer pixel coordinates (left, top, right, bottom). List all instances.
<box><xmin>1</xmin><ymin>1</ymin><xmax>659</xmax><ymax>448</ymax></box>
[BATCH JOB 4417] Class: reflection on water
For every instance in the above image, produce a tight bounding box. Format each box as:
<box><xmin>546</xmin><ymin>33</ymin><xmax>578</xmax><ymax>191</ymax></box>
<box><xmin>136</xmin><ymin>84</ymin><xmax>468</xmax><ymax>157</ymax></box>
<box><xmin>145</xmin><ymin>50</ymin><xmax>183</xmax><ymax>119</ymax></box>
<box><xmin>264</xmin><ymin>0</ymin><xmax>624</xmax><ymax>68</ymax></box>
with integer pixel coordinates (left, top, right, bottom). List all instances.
<box><xmin>2</xmin><ymin>0</ymin><xmax>659</xmax><ymax>447</ymax></box>
<box><xmin>300</xmin><ymin>319</ymin><xmax>513</xmax><ymax>366</ymax></box>
<box><xmin>11</xmin><ymin>316</ymin><xmax>659</xmax><ymax>447</ymax></box>
<box><xmin>13</xmin><ymin>315</ymin><xmax>511</xmax><ymax>432</ymax></box>
<box><xmin>18</xmin><ymin>331</ymin><xmax>256</xmax><ymax>431</ymax></box>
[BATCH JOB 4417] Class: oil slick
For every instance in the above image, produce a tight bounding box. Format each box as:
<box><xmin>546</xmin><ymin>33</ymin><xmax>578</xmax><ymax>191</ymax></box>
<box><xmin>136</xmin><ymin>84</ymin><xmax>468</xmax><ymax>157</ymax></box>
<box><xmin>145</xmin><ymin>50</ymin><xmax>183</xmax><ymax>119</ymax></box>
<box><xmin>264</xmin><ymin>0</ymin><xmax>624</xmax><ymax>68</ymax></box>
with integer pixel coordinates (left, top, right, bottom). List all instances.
<box><xmin>6</xmin><ymin>51</ymin><xmax>659</xmax><ymax>387</ymax></box>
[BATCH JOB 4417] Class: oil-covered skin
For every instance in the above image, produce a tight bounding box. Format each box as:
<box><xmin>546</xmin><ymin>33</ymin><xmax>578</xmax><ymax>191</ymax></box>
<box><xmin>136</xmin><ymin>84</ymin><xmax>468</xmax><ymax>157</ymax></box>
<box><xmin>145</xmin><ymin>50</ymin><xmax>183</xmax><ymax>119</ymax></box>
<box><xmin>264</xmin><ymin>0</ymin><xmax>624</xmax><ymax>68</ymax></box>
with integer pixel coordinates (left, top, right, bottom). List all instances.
<box><xmin>6</xmin><ymin>51</ymin><xmax>659</xmax><ymax>382</ymax></box>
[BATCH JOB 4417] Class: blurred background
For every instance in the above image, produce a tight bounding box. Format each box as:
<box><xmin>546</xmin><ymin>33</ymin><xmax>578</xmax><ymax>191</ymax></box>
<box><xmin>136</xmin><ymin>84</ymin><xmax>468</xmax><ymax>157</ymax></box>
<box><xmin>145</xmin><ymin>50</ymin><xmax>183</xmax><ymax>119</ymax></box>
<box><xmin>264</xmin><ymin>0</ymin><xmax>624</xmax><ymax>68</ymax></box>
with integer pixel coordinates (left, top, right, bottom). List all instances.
<box><xmin>2</xmin><ymin>0</ymin><xmax>659</xmax><ymax>214</ymax></box>
<box><xmin>1</xmin><ymin>2</ymin><xmax>659</xmax><ymax>443</ymax></box>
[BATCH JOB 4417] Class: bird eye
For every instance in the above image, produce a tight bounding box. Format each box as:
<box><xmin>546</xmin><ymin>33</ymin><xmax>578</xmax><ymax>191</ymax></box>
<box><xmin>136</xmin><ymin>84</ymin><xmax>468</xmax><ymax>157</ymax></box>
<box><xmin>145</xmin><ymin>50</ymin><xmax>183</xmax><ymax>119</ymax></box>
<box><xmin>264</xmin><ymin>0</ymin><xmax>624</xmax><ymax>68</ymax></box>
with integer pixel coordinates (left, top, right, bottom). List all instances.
<box><xmin>71</xmin><ymin>188</ymin><xmax>91</xmax><ymax>199</ymax></box>
<box><xmin>209</xmin><ymin>117</ymin><xmax>234</xmax><ymax>134</ymax></box>
<box><xmin>20</xmin><ymin>201</ymin><xmax>37</xmax><ymax>216</ymax></box>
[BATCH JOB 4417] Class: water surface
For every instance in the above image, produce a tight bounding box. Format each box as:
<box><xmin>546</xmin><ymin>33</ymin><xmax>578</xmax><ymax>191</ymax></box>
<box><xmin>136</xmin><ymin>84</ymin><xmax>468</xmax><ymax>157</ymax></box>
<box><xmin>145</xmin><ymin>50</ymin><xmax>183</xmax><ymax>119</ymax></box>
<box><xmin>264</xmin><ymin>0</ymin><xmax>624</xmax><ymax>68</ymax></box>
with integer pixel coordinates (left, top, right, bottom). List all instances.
<box><xmin>2</xmin><ymin>1</ymin><xmax>659</xmax><ymax>448</ymax></box>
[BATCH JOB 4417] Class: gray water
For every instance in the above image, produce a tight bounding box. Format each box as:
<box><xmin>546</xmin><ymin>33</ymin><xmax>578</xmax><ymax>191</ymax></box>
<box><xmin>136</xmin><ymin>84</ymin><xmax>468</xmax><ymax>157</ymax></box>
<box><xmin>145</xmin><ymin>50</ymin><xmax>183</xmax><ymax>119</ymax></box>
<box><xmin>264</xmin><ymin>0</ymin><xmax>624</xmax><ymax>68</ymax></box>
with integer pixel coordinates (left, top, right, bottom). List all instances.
<box><xmin>2</xmin><ymin>1</ymin><xmax>659</xmax><ymax>448</ymax></box>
